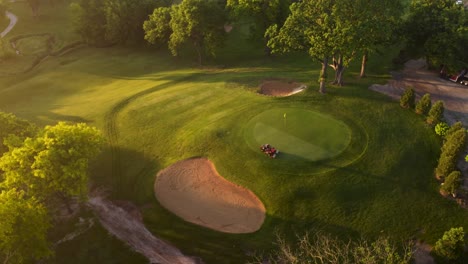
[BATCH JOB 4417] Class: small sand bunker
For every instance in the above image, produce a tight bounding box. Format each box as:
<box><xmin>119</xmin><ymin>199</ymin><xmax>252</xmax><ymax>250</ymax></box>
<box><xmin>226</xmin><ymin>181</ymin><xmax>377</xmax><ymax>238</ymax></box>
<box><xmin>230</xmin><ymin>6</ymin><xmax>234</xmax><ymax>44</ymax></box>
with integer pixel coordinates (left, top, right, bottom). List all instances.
<box><xmin>154</xmin><ymin>158</ymin><xmax>266</xmax><ymax>233</ymax></box>
<box><xmin>259</xmin><ymin>79</ymin><xmax>307</xmax><ymax>96</ymax></box>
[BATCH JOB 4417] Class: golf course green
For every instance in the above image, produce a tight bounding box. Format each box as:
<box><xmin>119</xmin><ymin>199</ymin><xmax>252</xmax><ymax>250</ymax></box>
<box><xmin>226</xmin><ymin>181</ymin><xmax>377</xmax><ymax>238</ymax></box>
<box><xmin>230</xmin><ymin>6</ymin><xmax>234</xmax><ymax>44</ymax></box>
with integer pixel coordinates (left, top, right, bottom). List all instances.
<box><xmin>1</xmin><ymin>2</ymin><xmax>468</xmax><ymax>264</ymax></box>
<box><xmin>245</xmin><ymin>108</ymin><xmax>351</xmax><ymax>161</ymax></box>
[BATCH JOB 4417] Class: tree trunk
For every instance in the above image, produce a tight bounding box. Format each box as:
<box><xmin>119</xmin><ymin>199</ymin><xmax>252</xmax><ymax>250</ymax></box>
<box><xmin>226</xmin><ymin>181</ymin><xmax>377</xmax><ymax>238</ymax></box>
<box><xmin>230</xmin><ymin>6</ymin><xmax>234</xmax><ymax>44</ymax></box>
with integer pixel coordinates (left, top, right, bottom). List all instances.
<box><xmin>319</xmin><ymin>57</ymin><xmax>328</xmax><ymax>94</ymax></box>
<box><xmin>331</xmin><ymin>55</ymin><xmax>345</xmax><ymax>86</ymax></box>
<box><xmin>360</xmin><ymin>52</ymin><xmax>368</xmax><ymax>78</ymax></box>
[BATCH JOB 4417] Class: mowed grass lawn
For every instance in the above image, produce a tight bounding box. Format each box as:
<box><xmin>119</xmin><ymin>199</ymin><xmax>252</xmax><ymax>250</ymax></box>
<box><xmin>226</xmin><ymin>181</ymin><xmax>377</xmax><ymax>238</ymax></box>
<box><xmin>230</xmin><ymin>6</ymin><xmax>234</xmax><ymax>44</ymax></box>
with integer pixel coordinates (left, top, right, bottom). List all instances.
<box><xmin>1</xmin><ymin>2</ymin><xmax>468</xmax><ymax>264</ymax></box>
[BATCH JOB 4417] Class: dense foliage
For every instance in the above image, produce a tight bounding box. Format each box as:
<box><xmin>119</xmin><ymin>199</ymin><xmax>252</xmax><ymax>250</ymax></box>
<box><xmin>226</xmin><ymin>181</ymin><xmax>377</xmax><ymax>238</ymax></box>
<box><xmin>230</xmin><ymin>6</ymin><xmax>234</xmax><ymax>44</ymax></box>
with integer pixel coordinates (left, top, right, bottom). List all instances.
<box><xmin>400</xmin><ymin>87</ymin><xmax>415</xmax><ymax>109</ymax></box>
<box><xmin>433</xmin><ymin>227</ymin><xmax>466</xmax><ymax>261</ymax></box>
<box><xmin>72</xmin><ymin>0</ymin><xmax>170</xmax><ymax>46</ymax></box>
<box><xmin>0</xmin><ymin>112</ymin><xmax>105</xmax><ymax>263</ymax></box>
<box><xmin>440</xmin><ymin>171</ymin><xmax>461</xmax><ymax>196</ymax></box>
<box><xmin>435</xmin><ymin>126</ymin><xmax>466</xmax><ymax>179</ymax></box>
<box><xmin>435</xmin><ymin>122</ymin><xmax>450</xmax><ymax>137</ymax></box>
<box><xmin>404</xmin><ymin>0</ymin><xmax>468</xmax><ymax>71</ymax></box>
<box><xmin>426</xmin><ymin>101</ymin><xmax>444</xmax><ymax>125</ymax></box>
<box><xmin>144</xmin><ymin>0</ymin><xmax>227</xmax><ymax>64</ymax></box>
<box><xmin>415</xmin><ymin>93</ymin><xmax>431</xmax><ymax>115</ymax></box>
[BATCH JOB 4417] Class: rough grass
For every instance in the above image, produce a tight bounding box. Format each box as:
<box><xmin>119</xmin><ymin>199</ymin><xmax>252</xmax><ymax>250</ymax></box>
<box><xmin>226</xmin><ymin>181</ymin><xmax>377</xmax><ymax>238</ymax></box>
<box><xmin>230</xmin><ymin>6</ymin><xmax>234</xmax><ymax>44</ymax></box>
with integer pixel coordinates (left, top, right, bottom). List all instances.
<box><xmin>1</xmin><ymin>4</ymin><xmax>468</xmax><ymax>264</ymax></box>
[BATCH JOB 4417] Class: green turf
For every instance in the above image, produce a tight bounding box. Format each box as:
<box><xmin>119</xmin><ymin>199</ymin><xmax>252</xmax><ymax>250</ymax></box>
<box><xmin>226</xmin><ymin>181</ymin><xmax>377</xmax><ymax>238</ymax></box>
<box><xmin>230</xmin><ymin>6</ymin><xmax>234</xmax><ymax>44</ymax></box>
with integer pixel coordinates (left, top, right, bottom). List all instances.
<box><xmin>1</xmin><ymin>4</ymin><xmax>468</xmax><ymax>264</ymax></box>
<box><xmin>245</xmin><ymin>108</ymin><xmax>351</xmax><ymax>161</ymax></box>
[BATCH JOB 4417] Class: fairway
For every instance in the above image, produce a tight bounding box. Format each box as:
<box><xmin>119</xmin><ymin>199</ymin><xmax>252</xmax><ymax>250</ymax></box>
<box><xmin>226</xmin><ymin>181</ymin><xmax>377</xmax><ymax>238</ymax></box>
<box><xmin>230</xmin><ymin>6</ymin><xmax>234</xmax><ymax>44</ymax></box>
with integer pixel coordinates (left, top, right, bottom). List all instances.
<box><xmin>245</xmin><ymin>108</ymin><xmax>351</xmax><ymax>161</ymax></box>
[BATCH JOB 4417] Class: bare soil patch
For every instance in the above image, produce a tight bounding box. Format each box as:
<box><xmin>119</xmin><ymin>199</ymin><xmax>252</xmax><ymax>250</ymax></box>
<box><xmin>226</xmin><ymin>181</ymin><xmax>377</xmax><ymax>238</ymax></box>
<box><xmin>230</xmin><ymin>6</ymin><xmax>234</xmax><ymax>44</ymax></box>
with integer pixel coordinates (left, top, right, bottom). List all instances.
<box><xmin>259</xmin><ymin>79</ymin><xmax>307</xmax><ymax>96</ymax></box>
<box><xmin>369</xmin><ymin>59</ymin><xmax>468</xmax><ymax>125</ymax></box>
<box><xmin>88</xmin><ymin>195</ymin><xmax>198</xmax><ymax>264</ymax></box>
<box><xmin>154</xmin><ymin>157</ymin><xmax>266</xmax><ymax>234</ymax></box>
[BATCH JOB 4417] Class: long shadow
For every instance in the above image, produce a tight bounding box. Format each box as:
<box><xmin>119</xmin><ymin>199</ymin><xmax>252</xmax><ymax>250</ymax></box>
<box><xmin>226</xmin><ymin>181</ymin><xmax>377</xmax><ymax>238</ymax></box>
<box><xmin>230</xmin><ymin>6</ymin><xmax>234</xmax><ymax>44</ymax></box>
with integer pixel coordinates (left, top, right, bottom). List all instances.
<box><xmin>91</xmin><ymin>146</ymin><xmax>159</xmax><ymax>204</ymax></box>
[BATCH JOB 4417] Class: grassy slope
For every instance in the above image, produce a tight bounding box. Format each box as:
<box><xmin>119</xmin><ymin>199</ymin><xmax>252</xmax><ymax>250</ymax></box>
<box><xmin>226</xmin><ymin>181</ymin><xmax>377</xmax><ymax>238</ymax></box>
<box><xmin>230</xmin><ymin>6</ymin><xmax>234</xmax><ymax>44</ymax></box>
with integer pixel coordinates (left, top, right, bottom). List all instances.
<box><xmin>1</xmin><ymin>2</ymin><xmax>468</xmax><ymax>264</ymax></box>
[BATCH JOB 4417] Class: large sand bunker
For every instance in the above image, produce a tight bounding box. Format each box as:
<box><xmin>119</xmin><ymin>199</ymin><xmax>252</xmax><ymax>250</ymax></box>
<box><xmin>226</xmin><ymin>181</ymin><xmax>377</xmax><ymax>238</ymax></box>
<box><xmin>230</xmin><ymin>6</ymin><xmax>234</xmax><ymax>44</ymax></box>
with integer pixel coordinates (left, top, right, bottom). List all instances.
<box><xmin>259</xmin><ymin>79</ymin><xmax>307</xmax><ymax>96</ymax></box>
<box><xmin>154</xmin><ymin>158</ymin><xmax>266</xmax><ymax>233</ymax></box>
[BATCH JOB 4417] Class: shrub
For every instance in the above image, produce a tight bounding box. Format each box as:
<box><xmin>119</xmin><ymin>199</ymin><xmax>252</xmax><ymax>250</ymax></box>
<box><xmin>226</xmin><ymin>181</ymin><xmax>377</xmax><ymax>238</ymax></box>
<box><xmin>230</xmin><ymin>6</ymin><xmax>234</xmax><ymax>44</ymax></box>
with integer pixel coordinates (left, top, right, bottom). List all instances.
<box><xmin>445</xmin><ymin>122</ymin><xmax>464</xmax><ymax>138</ymax></box>
<box><xmin>436</xmin><ymin>129</ymin><xmax>466</xmax><ymax>179</ymax></box>
<box><xmin>435</xmin><ymin>122</ymin><xmax>450</xmax><ymax>137</ymax></box>
<box><xmin>415</xmin><ymin>93</ymin><xmax>431</xmax><ymax>115</ymax></box>
<box><xmin>400</xmin><ymin>87</ymin><xmax>415</xmax><ymax>109</ymax></box>
<box><xmin>433</xmin><ymin>227</ymin><xmax>465</xmax><ymax>261</ymax></box>
<box><xmin>442</xmin><ymin>129</ymin><xmax>467</xmax><ymax>154</ymax></box>
<box><xmin>435</xmin><ymin>153</ymin><xmax>457</xmax><ymax>179</ymax></box>
<box><xmin>426</xmin><ymin>101</ymin><xmax>444</xmax><ymax>125</ymax></box>
<box><xmin>465</xmin><ymin>154</ymin><xmax>468</xmax><ymax>162</ymax></box>
<box><xmin>440</xmin><ymin>171</ymin><xmax>461</xmax><ymax>196</ymax></box>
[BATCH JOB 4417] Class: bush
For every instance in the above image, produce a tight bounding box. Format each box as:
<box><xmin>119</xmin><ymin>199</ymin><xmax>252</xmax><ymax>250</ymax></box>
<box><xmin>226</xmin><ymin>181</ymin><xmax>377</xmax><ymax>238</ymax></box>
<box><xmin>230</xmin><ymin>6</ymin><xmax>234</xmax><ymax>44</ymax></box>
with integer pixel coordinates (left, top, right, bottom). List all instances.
<box><xmin>426</xmin><ymin>101</ymin><xmax>444</xmax><ymax>125</ymax></box>
<box><xmin>400</xmin><ymin>87</ymin><xmax>415</xmax><ymax>109</ymax></box>
<box><xmin>415</xmin><ymin>93</ymin><xmax>431</xmax><ymax>115</ymax></box>
<box><xmin>465</xmin><ymin>154</ymin><xmax>468</xmax><ymax>162</ymax></box>
<box><xmin>446</xmin><ymin>122</ymin><xmax>464</xmax><ymax>138</ymax></box>
<box><xmin>436</xmin><ymin>128</ymin><xmax>466</xmax><ymax>179</ymax></box>
<box><xmin>435</xmin><ymin>122</ymin><xmax>450</xmax><ymax>137</ymax></box>
<box><xmin>440</xmin><ymin>171</ymin><xmax>461</xmax><ymax>196</ymax></box>
<box><xmin>436</xmin><ymin>153</ymin><xmax>457</xmax><ymax>179</ymax></box>
<box><xmin>433</xmin><ymin>227</ymin><xmax>465</xmax><ymax>261</ymax></box>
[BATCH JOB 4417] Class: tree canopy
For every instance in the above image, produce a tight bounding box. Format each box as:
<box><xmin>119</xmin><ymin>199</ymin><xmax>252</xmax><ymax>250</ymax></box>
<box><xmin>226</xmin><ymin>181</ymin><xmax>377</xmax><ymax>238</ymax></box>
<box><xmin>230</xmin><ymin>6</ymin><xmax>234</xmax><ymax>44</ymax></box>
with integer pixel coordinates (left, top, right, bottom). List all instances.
<box><xmin>0</xmin><ymin>112</ymin><xmax>36</xmax><ymax>156</ymax></box>
<box><xmin>144</xmin><ymin>0</ymin><xmax>227</xmax><ymax>65</ymax></box>
<box><xmin>0</xmin><ymin>122</ymin><xmax>104</xmax><ymax>201</ymax></box>
<box><xmin>0</xmin><ymin>189</ymin><xmax>51</xmax><ymax>264</ymax></box>
<box><xmin>72</xmin><ymin>0</ymin><xmax>171</xmax><ymax>46</ymax></box>
<box><xmin>404</xmin><ymin>0</ymin><xmax>468</xmax><ymax>70</ymax></box>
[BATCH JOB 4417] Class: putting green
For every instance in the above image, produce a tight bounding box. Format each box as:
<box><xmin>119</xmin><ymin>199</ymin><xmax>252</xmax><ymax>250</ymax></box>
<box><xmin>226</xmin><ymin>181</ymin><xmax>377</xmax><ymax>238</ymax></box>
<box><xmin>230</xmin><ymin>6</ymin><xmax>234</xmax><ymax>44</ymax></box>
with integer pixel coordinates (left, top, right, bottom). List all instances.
<box><xmin>245</xmin><ymin>108</ymin><xmax>351</xmax><ymax>161</ymax></box>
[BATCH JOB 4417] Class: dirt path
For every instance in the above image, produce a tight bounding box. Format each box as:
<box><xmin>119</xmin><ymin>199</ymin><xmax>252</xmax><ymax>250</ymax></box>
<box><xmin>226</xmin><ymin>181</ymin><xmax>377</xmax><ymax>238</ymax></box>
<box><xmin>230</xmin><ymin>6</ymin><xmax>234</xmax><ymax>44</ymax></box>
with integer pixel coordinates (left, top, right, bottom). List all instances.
<box><xmin>370</xmin><ymin>59</ymin><xmax>468</xmax><ymax>125</ymax></box>
<box><xmin>1</xmin><ymin>11</ymin><xmax>17</xmax><ymax>38</ymax></box>
<box><xmin>88</xmin><ymin>195</ymin><xmax>198</xmax><ymax>264</ymax></box>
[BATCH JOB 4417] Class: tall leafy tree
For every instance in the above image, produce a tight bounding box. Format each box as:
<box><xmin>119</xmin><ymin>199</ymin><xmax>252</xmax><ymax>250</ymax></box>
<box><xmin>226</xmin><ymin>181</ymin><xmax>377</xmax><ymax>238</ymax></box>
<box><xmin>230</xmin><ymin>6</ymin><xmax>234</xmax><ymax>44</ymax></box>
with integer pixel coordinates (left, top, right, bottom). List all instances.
<box><xmin>143</xmin><ymin>6</ymin><xmax>172</xmax><ymax>47</ymax></box>
<box><xmin>266</xmin><ymin>0</ymin><xmax>339</xmax><ymax>93</ymax></box>
<box><xmin>0</xmin><ymin>189</ymin><xmax>51</xmax><ymax>264</ymax></box>
<box><xmin>404</xmin><ymin>0</ymin><xmax>467</xmax><ymax>70</ymax></box>
<box><xmin>0</xmin><ymin>122</ymin><xmax>104</xmax><ymax>208</ymax></box>
<box><xmin>226</xmin><ymin>0</ymin><xmax>291</xmax><ymax>54</ymax></box>
<box><xmin>0</xmin><ymin>112</ymin><xmax>36</xmax><ymax>156</ymax></box>
<box><xmin>144</xmin><ymin>0</ymin><xmax>227</xmax><ymax>65</ymax></box>
<box><xmin>70</xmin><ymin>0</ymin><xmax>107</xmax><ymax>46</ymax></box>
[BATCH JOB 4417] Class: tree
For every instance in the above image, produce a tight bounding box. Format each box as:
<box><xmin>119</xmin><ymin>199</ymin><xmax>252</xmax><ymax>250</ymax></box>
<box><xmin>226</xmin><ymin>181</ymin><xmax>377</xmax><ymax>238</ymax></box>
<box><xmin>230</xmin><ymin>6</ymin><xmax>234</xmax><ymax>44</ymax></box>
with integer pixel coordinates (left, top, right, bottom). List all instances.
<box><xmin>226</xmin><ymin>0</ymin><xmax>291</xmax><ymax>55</ymax></box>
<box><xmin>143</xmin><ymin>6</ymin><xmax>172</xmax><ymax>47</ymax></box>
<box><xmin>104</xmin><ymin>0</ymin><xmax>170</xmax><ymax>44</ymax></box>
<box><xmin>404</xmin><ymin>0</ymin><xmax>468</xmax><ymax>70</ymax></box>
<box><xmin>0</xmin><ymin>112</ymin><xmax>36</xmax><ymax>156</ymax></box>
<box><xmin>0</xmin><ymin>122</ymin><xmax>104</xmax><ymax>207</ymax></box>
<box><xmin>0</xmin><ymin>189</ymin><xmax>51</xmax><ymax>264</ymax></box>
<box><xmin>433</xmin><ymin>227</ymin><xmax>466</xmax><ymax>261</ymax></box>
<box><xmin>70</xmin><ymin>0</ymin><xmax>107</xmax><ymax>46</ymax></box>
<box><xmin>266</xmin><ymin>0</ymin><xmax>339</xmax><ymax>93</ymax></box>
<box><xmin>350</xmin><ymin>0</ymin><xmax>403</xmax><ymax>78</ymax></box>
<box><xmin>145</xmin><ymin>0</ymin><xmax>227</xmax><ymax>65</ymax></box>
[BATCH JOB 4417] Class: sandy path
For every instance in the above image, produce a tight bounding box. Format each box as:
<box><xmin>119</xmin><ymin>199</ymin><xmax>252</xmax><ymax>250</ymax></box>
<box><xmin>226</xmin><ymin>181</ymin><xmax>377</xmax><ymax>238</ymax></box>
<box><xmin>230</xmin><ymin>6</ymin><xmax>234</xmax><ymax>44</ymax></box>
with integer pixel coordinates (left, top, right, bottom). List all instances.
<box><xmin>369</xmin><ymin>59</ymin><xmax>468</xmax><ymax>125</ymax></box>
<box><xmin>155</xmin><ymin>158</ymin><xmax>266</xmax><ymax>233</ymax></box>
<box><xmin>1</xmin><ymin>11</ymin><xmax>17</xmax><ymax>38</ymax></box>
<box><xmin>88</xmin><ymin>196</ymin><xmax>198</xmax><ymax>264</ymax></box>
<box><xmin>259</xmin><ymin>79</ymin><xmax>306</xmax><ymax>96</ymax></box>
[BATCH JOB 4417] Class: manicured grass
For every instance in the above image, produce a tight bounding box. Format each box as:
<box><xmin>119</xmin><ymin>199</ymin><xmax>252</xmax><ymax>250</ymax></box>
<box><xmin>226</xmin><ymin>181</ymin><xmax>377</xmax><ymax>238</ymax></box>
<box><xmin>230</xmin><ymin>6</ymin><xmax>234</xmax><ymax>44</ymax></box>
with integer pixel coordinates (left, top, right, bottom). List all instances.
<box><xmin>244</xmin><ymin>108</ymin><xmax>351</xmax><ymax>161</ymax></box>
<box><xmin>1</xmin><ymin>4</ymin><xmax>468</xmax><ymax>264</ymax></box>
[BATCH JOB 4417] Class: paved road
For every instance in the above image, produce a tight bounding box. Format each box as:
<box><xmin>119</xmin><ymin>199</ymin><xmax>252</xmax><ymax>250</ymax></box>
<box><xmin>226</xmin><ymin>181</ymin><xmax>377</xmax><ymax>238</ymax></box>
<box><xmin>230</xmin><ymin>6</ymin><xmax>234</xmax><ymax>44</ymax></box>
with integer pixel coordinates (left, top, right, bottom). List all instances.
<box><xmin>1</xmin><ymin>11</ymin><xmax>18</xmax><ymax>38</ymax></box>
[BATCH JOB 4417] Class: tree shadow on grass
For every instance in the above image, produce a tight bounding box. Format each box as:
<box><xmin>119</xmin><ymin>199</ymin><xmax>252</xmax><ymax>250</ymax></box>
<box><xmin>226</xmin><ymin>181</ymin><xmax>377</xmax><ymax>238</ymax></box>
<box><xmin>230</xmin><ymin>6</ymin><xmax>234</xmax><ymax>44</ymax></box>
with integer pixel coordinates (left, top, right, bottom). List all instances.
<box><xmin>90</xmin><ymin>146</ymin><xmax>160</xmax><ymax>204</ymax></box>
